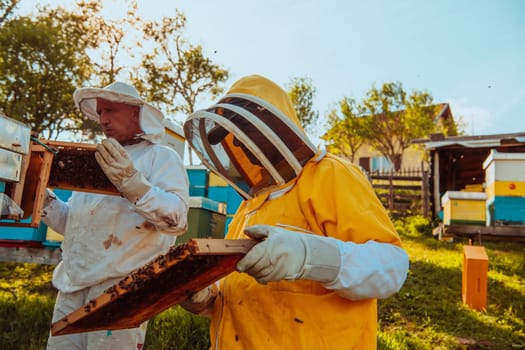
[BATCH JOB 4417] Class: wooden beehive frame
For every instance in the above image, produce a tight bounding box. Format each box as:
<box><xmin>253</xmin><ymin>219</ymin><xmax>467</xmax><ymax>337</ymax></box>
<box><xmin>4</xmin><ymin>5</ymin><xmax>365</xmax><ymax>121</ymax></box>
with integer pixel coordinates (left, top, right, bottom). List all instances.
<box><xmin>0</xmin><ymin>141</ymin><xmax>54</xmax><ymax>226</ymax></box>
<box><xmin>51</xmin><ymin>238</ymin><xmax>257</xmax><ymax>336</ymax></box>
<box><xmin>43</xmin><ymin>140</ymin><xmax>118</xmax><ymax>195</ymax></box>
<box><xmin>1</xmin><ymin>140</ymin><xmax>117</xmax><ymax>227</ymax></box>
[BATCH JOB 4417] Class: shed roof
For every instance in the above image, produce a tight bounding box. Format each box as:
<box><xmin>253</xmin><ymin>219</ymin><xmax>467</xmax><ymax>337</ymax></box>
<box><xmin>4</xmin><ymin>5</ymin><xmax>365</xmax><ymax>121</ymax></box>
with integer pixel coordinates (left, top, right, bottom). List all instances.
<box><xmin>413</xmin><ymin>132</ymin><xmax>525</xmax><ymax>150</ymax></box>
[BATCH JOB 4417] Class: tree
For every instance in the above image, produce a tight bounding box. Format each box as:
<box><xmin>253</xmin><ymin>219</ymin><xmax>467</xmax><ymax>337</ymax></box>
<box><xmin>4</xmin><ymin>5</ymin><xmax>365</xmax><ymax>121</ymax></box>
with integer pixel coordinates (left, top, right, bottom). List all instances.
<box><xmin>0</xmin><ymin>0</ymin><xmax>17</xmax><ymax>25</ymax></box>
<box><xmin>286</xmin><ymin>76</ymin><xmax>319</xmax><ymax>135</ymax></box>
<box><xmin>133</xmin><ymin>11</ymin><xmax>229</xmax><ymax>164</ymax></box>
<box><xmin>360</xmin><ymin>82</ymin><xmax>435</xmax><ymax>171</ymax></box>
<box><xmin>135</xmin><ymin>12</ymin><xmax>229</xmax><ymax>119</ymax></box>
<box><xmin>88</xmin><ymin>1</ymin><xmax>142</xmax><ymax>87</ymax></box>
<box><xmin>321</xmin><ymin>97</ymin><xmax>364</xmax><ymax>162</ymax></box>
<box><xmin>0</xmin><ymin>10</ymin><xmax>94</xmax><ymax>139</ymax></box>
<box><xmin>0</xmin><ymin>1</ymin><xmax>123</xmax><ymax>140</ymax></box>
<box><xmin>0</xmin><ymin>1</ymin><xmax>154</xmax><ymax>140</ymax></box>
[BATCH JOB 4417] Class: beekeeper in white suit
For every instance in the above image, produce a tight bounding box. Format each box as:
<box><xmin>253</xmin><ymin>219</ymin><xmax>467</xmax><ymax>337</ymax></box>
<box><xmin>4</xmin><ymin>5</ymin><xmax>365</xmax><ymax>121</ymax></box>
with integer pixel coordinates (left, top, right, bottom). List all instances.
<box><xmin>43</xmin><ymin>82</ymin><xmax>189</xmax><ymax>350</ymax></box>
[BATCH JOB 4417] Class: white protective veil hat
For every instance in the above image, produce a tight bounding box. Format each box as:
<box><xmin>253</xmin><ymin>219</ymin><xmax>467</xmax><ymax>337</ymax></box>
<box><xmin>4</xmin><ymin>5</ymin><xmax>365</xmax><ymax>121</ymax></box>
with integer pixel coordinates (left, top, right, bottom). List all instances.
<box><xmin>73</xmin><ymin>82</ymin><xmax>166</xmax><ymax>143</ymax></box>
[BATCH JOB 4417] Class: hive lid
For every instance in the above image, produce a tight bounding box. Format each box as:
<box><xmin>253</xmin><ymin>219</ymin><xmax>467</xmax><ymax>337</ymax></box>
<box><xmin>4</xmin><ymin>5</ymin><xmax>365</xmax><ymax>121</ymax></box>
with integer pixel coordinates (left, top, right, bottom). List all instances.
<box><xmin>483</xmin><ymin>149</ymin><xmax>525</xmax><ymax>169</ymax></box>
<box><xmin>0</xmin><ymin>114</ymin><xmax>31</xmax><ymax>155</ymax></box>
<box><xmin>442</xmin><ymin>191</ymin><xmax>487</xmax><ymax>206</ymax></box>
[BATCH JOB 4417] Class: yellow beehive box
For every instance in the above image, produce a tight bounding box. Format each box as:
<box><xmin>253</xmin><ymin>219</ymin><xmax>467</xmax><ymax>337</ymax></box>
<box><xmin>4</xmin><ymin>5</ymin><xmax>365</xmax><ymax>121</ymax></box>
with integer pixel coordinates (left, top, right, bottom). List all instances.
<box><xmin>162</xmin><ymin>119</ymin><xmax>185</xmax><ymax>159</ymax></box>
<box><xmin>208</xmin><ymin>171</ymin><xmax>228</xmax><ymax>187</ymax></box>
<box><xmin>484</xmin><ymin>180</ymin><xmax>525</xmax><ymax>201</ymax></box>
<box><xmin>483</xmin><ymin>150</ymin><xmax>525</xmax><ymax>183</ymax></box>
<box><xmin>463</xmin><ymin>184</ymin><xmax>484</xmax><ymax>192</ymax></box>
<box><xmin>442</xmin><ymin>191</ymin><xmax>487</xmax><ymax>225</ymax></box>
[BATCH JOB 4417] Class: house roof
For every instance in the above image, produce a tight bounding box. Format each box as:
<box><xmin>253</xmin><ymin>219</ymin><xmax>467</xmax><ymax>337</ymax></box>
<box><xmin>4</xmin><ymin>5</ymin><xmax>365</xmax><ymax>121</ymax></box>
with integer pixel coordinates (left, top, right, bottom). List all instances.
<box><xmin>432</xmin><ymin>103</ymin><xmax>452</xmax><ymax>124</ymax></box>
<box><xmin>412</xmin><ymin>132</ymin><xmax>525</xmax><ymax>150</ymax></box>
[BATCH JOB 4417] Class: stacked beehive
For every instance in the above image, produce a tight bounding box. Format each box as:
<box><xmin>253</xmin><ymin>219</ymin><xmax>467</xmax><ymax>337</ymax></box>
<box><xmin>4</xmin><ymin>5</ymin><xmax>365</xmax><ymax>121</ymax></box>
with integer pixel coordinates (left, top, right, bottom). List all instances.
<box><xmin>483</xmin><ymin>150</ymin><xmax>525</xmax><ymax>226</ymax></box>
<box><xmin>207</xmin><ymin>171</ymin><xmax>243</xmax><ymax>234</ymax></box>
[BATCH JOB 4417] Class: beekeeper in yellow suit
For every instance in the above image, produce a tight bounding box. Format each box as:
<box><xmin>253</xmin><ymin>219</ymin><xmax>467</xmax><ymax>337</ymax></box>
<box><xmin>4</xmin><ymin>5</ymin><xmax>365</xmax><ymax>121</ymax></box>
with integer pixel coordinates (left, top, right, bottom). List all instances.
<box><xmin>182</xmin><ymin>75</ymin><xmax>409</xmax><ymax>349</ymax></box>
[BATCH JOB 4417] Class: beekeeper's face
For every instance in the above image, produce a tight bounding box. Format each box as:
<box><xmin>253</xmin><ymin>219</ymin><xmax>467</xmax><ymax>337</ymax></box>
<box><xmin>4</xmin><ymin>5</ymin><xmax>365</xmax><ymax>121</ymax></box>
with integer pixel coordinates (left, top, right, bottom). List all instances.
<box><xmin>96</xmin><ymin>98</ymin><xmax>142</xmax><ymax>144</ymax></box>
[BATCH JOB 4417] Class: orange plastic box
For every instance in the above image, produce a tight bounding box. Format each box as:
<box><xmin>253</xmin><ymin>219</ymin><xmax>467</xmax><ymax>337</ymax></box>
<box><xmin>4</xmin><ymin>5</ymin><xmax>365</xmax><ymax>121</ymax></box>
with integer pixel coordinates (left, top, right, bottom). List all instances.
<box><xmin>462</xmin><ymin>245</ymin><xmax>489</xmax><ymax>310</ymax></box>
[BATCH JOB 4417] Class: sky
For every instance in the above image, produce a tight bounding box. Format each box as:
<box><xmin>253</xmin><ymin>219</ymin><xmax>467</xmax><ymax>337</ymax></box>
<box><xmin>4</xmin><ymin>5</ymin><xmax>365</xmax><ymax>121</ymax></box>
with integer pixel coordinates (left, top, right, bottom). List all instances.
<box><xmin>17</xmin><ymin>0</ymin><xmax>525</xmax><ymax>138</ymax></box>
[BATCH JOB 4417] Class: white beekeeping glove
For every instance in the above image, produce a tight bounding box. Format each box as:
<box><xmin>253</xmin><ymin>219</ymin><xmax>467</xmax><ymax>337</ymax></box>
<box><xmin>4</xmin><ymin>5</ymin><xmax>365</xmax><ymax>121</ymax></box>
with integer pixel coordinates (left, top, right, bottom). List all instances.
<box><xmin>237</xmin><ymin>225</ymin><xmax>341</xmax><ymax>284</ymax></box>
<box><xmin>95</xmin><ymin>138</ymin><xmax>152</xmax><ymax>203</ymax></box>
<box><xmin>179</xmin><ymin>284</ymin><xmax>218</xmax><ymax>315</ymax></box>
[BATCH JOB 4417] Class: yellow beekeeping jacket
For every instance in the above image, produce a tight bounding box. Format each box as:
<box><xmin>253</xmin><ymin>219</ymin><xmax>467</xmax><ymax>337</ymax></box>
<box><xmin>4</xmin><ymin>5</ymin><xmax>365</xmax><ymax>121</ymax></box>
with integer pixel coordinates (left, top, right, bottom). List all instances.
<box><xmin>209</xmin><ymin>153</ymin><xmax>402</xmax><ymax>349</ymax></box>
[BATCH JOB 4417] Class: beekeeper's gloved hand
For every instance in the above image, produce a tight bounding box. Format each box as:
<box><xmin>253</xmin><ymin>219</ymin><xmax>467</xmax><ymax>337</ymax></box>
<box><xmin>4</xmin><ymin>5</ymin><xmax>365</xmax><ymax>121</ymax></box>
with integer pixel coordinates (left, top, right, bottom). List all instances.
<box><xmin>237</xmin><ymin>225</ymin><xmax>341</xmax><ymax>284</ymax></box>
<box><xmin>179</xmin><ymin>284</ymin><xmax>218</xmax><ymax>316</ymax></box>
<box><xmin>95</xmin><ymin>138</ymin><xmax>151</xmax><ymax>203</ymax></box>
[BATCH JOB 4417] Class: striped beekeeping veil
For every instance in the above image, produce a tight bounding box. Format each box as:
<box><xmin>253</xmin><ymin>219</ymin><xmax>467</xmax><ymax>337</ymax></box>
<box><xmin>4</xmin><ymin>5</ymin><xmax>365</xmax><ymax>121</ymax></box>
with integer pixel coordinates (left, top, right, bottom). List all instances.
<box><xmin>183</xmin><ymin>75</ymin><xmax>318</xmax><ymax>199</ymax></box>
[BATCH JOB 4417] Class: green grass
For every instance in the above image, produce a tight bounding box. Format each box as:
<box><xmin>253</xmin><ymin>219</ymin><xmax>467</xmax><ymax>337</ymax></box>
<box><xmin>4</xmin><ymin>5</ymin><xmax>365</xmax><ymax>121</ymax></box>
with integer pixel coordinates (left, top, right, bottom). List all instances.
<box><xmin>0</xmin><ymin>263</ymin><xmax>56</xmax><ymax>350</ymax></box>
<box><xmin>1</xmin><ymin>216</ymin><xmax>524</xmax><ymax>349</ymax></box>
<box><xmin>378</xmin><ymin>216</ymin><xmax>525</xmax><ymax>350</ymax></box>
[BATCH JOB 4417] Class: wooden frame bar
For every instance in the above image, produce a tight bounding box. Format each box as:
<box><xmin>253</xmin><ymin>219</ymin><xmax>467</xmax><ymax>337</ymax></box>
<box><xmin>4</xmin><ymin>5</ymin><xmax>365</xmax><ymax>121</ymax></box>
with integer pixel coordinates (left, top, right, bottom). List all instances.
<box><xmin>51</xmin><ymin>238</ymin><xmax>257</xmax><ymax>336</ymax></box>
<box><xmin>1</xmin><ymin>143</ymin><xmax>54</xmax><ymax>226</ymax></box>
<box><xmin>1</xmin><ymin>140</ymin><xmax>118</xmax><ymax>228</ymax></box>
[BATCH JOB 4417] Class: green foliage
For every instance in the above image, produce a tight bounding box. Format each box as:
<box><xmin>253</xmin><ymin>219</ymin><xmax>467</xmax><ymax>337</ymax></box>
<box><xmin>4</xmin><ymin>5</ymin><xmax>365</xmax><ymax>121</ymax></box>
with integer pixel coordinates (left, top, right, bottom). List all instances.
<box><xmin>286</xmin><ymin>76</ymin><xmax>319</xmax><ymax>134</ymax></box>
<box><xmin>135</xmin><ymin>11</ymin><xmax>229</xmax><ymax>118</ymax></box>
<box><xmin>393</xmin><ymin>214</ymin><xmax>433</xmax><ymax>238</ymax></box>
<box><xmin>0</xmin><ymin>263</ymin><xmax>55</xmax><ymax>350</ymax></box>
<box><xmin>322</xmin><ymin>97</ymin><xmax>364</xmax><ymax>162</ymax></box>
<box><xmin>0</xmin><ymin>13</ymin><xmax>91</xmax><ymax>139</ymax></box>
<box><xmin>0</xmin><ymin>0</ymin><xmax>18</xmax><ymax>24</ymax></box>
<box><xmin>0</xmin><ymin>293</ymin><xmax>55</xmax><ymax>350</ymax></box>
<box><xmin>361</xmin><ymin>82</ymin><xmax>434</xmax><ymax>170</ymax></box>
<box><xmin>145</xmin><ymin>307</ymin><xmax>210</xmax><ymax>349</ymax></box>
<box><xmin>323</xmin><ymin>82</ymin><xmax>451</xmax><ymax>171</ymax></box>
<box><xmin>1</xmin><ymin>2</ymin><xmax>227</xmax><ymax>141</ymax></box>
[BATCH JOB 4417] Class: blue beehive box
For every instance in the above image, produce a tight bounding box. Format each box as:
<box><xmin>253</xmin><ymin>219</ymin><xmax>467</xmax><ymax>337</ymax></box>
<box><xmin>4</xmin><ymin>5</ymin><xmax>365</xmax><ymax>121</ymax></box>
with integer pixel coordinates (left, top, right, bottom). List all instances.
<box><xmin>206</xmin><ymin>170</ymin><xmax>244</xmax><ymax>235</ymax></box>
<box><xmin>186</xmin><ymin>166</ymin><xmax>208</xmax><ymax>197</ymax></box>
<box><xmin>208</xmin><ymin>185</ymin><xmax>243</xmax><ymax>214</ymax></box>
<box><xmin>1</xmin><ymin>179</ymin><xmax>48</xmax><ymax>242</ymax></box>
<box><xmin>0</xmin><ymin>221</ymin><xmax>48</xmax><ymax>242</ymax></box>
<box><xmin>225</xmin><ymin>186</ymin><xmax>243</xmax><ymax>215</ymax></box>
<box><xmin>208</xmin><ymin>184</ymin><xmax>243</xmax><ymax>235</ymax></box>
<box><xmin>487</xmin><ymin>197</ymin><xmax>525</xmax><ymax>226</ymax></box>
<box><xmin>208</xmin><ymin>186</ymin><xmax>228</xmax><ymax>203</ymax></box>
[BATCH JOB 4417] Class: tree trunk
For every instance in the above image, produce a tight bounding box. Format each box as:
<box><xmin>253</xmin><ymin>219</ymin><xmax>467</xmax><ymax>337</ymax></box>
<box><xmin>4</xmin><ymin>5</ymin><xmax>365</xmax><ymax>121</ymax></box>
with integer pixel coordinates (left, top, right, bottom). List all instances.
<box><xmin>393</xmin><ymin>154</ymin><xmax>402</xmax><ymax>171</ymax></box>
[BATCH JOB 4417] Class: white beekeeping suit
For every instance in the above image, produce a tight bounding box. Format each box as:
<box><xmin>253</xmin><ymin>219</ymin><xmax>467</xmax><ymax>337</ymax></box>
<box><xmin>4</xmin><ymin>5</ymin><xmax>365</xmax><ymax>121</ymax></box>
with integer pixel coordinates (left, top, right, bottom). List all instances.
<box><xmin>44</xmin><ymin>82</ymin><xmax>189</xmax><ymax>350</ymax></box>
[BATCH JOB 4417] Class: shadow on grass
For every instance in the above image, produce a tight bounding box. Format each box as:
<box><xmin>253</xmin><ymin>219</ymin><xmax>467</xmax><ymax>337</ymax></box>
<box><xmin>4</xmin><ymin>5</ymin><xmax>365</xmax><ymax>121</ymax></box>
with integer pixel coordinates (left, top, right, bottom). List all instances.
<box><xmin>379</xmin><ymin>260</ymin><xmax>525</xmax><ymax>349</ymax></box>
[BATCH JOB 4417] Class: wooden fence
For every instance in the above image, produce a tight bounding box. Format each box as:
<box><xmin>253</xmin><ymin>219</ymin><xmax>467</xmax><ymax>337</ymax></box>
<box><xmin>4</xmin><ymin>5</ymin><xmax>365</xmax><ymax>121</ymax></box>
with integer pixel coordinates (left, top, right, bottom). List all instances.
<box><xmin>366</xmin><ymin>168</ymin><xmax>430</xmax><ymax>217</ymax></box>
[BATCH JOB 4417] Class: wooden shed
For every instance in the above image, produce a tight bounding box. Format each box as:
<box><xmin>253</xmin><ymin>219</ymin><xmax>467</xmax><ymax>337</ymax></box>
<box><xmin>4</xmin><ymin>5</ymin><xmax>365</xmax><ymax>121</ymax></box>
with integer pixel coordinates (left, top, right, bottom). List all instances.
<box><xmin>412</xmin><ymin>132</ymin><xmax>525</xmax><ymax>240</ymax></box>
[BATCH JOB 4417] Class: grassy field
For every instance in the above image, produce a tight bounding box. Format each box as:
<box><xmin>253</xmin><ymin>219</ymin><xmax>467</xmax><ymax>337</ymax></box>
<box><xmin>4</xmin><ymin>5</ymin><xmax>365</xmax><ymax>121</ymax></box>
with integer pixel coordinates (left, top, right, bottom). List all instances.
<box><xmin>378</xmin><ymin>216</ymin><xmax>525</xmax><ymax>350</ymax></box>
<box><xmin>1</xmin><ymin>215</ymin><xmax>524</xmax><ymax>349</ymax></box>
